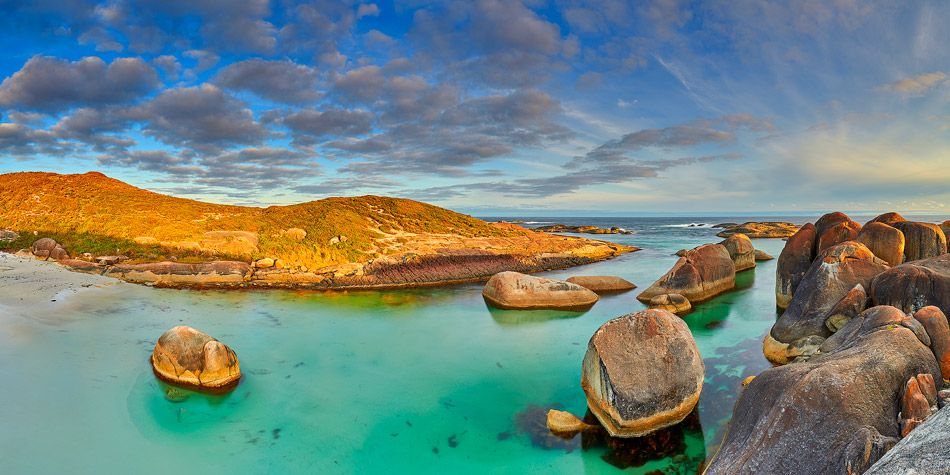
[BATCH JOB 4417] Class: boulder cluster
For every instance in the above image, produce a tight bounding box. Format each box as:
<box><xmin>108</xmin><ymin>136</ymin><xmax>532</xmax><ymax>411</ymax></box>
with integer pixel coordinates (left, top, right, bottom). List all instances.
<box><xmin>482</xmin><ymin>271</ymin><xmax>635</xmax><ymax>311</ymax></box>
<box><xmin>638</xmin><ymin>233</ymin><xmax>761</xmax><ymax>309</ymax></box>
<box><xmin>706</xmin><ymin>211</ymin><xmax>950</xmax><ymax>474</ymax></box>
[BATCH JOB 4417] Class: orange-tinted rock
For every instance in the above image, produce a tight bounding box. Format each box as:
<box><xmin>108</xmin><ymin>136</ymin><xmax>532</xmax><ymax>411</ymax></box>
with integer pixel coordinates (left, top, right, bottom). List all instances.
<box><xmin>900</xmin><ymin>375</ymin><xmax>935</xmax><ymax>437</ymax></box>
<box><xmin>867</xmin><ymin>212</ymin><xmax>907</xmax><ymax>227</ymax></box>
<box><xmin>913</xmin><ymin>306</ymin><xmax>950</xmax><ymax>382</ymax></box>
<box><xmin>48</xmin><ymin>246</ymin><xmax>69</xmax><ymax>261</ymax></box>
<box><xmin>894</xmin><ymin>221</ymin><xmax>947</xmax><ymax>262</ymax></box>
<box><xmin>151</xmin><ymin>326</ymin><xmax>241</xmax><ymax>390</ymax></box>
<box><xmin>637</xmin><ymin>243</ymin><xmax>735</xmax><ymax>304</ymax></box>
<box><xmin>766</xmin><ymin>242</ymin><xmax>888</xmax><ymax>364</ymax></box>
<box><xmin>720</xmin><ymin>233</ymin><xmax>756</xmax><ymax>272</ymax></box>
<box><xmin>30</xmin><ymin>238</ymin><xmax>58</xmax><ymax>259</ymax></box>
<box><xmin>102</xmin><ymin>261</ymin><xmax>253</xmax><ymax>285</ymax></box>
<box><xmin>817</xmin><ymin>220</ymin><xmax>862</xmax><ymax>254</ymax></box>
<box><xmin>916</xmin><ymin>373</ymin><xmax>938</xmax><ymax>406</ymax></box>
<box><xmin>546</xmin><ymin>409</ymin><xmax>596</xmax><ymax>435</ymax></box>
<box><xmin>581</xmin><ymin>309</ymin><xmax>704</xmax><ymax>437</ymax></box>
<box><xmin>754</xmin><ymin>249</ymin><xmax>773</xmax><ymax>261</ymax></box>
<box><xmin>482</xmin><ymin>271</ymin><xmax>598</xmax><ymax>310</ymax></box>
<box><xmin>814</xmin><ymin>212</ymin><xmax>852</xmax><ymax>244</ymax></box>
<box><xmin>775</xmin><ymin>223</ymin><xmax>817</xmax><ymax>309</ymax></box>
<box><xmin>648</xmin><ymin>293</ymin><xmax>691</xmax><ymax>315</ymax></box>
<box><xmin>856</xmin><ymin>222</ymin><xmax>904</xmax><ymax>266</ymax></box>
<box><xmin>565</xmin><ymin>275</ymin><xmax>636</xmax><ymax>293</ymax></box>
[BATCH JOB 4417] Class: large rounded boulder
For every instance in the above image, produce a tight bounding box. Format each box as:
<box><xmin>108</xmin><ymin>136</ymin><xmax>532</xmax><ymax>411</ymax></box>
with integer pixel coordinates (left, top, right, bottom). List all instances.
<box><xmin>482</xmin><ymin>271</ymin><xmax>598</xmax><ymax>310</ymax></box>
<box><xmin>719</xmin><ymin>233</ymin><xmax>755</xmax><ymax>272</ymax></box>
<box><xmin>775</xmin><ymin>223</ymin><xmax>817</xmax><ymax>309</ymax></box>
<box><xmin>869</xmin><ymin>254</ymin><xmax>950</xmax><ymax>315</ymax></box>
<box><xmin>765</xmin><ymin>241</ymin><xmax>888</xmax><ymax>365</ymax></box>
<box><xmin>30</xmin><ymin>238</ymin><xmax>59</xmax><ymax>259</ymax></box>
<box><xmin>894</xmin><ymin>221</ymin><xmax>947</xmax><ymax>262</ymax></box>
<box><xmin>913</xmin><ymin>306</ymin><xmax>950</xmax><ymax>382</ymax></box>
<box><xmin>816</xmin><ymin>220</ymin><xmax>861</xmax><ymax>254</ymax></box>
<box><xmin>637</xmin><ymin>243</ymin><xmax>735</xmax><ymax>304</ymax></box>
<box><xmin>581</xmin><ymin>309</ymin><xmax>704</xmax><ymax>437</ymax></box>
<box><xmin>856</xmin><ymin>221</ymin><xmax>904</xmax><ymax>267</ymax></box>
<box><xmin>866</xmin><ymin>212</ymin><xmax>906</xmax><ymax>227</ymax></box>
<box><xmin>707</xmin><ymin>306</ymin><xmax>940</xmax><ymax>475</ymax></box>
<box><xmin>151</xmin><ymin>326</ymin><xmax>242</xmax><ymax>390</ymax></box>
<box><xmin>814</xmin><ymin>212</ymin><xmax>852</xmax><ymax>243</ymax></box>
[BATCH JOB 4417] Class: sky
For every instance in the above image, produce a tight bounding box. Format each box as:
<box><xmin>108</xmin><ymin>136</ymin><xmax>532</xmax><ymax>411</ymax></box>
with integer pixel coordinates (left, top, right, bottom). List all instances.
<box><xmin>1</xmin><ymin>0</ymin><xmax>949</xmax><ymax>216</ymax></box>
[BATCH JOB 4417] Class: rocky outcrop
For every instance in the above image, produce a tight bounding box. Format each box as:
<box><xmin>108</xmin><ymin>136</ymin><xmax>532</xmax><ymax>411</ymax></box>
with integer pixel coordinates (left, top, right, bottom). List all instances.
<box><xmin>856</xmin><ymin>221</ymin><xmax>905</xmax><ymax>266</ymax></box>
<box><xmin>648</xmin><ymin>293</ymin><xmax>691</xmax><ymax>315</ymax></box>
<box><xmin>706</xmin><ymin>306</ymin><xmax>940</xmax><ymax>475</ymax></box>
<box><xmin>775</xmin><ymin>223</ymin><xmax>817</xmax><ymax>309</ymax></box>
<box><xmin>0</xmin><ymin>229</ymin><xmax>18</xmax><ymax>241</ymax></box>
<box><xmin>30</xmin><ymin>238</ymin><xmax>58</xmax><ymax>259</ymax></box>
<box><xmin>814</xmin><ymin>212</ymin><xmax>851</xmax><ymax>242</ymax></box>
<box><xmin>283</xmin><ymin>227</ymin><xmax>307</xmax><ymax>240</ymax></box>
<box><xmin>482</xmin><ymin>271</ymin><xmax>599</xmax><ymax>310</ymax></box>
<box><xmin>719</xmin><ymin>234</ymin><xmax>756</xmax><ymax>272</ymax></box>
<box><xmin>823</xmin><ymin>284</ymin><xmax>867</xmax><ymax>333</ymax></box>
<box><xmin>765</xmin><ymin>241</ymin><xmax>887</xmax><ymax>365</ymax></box>
<box><xmin>63</xmin><ymin>260</ymin><xmax>253</xmax><ymax>286</ymax></box>
<box><xmin>894</xmin><ymin>221</ymin><xmax>947</xmax><ymax>262</ymax></box>
<box><xmin>637</xmin><ymin>244</ymin><xmax>735</xmax><ymax>304</ymax></box>
<box><xmin>535</xmin><ymin>224</ymin><xmax>633</xmax><ymax>235</ymax></box>
<box><xmin>581</xmin><ymin>309</ymin><xmax>704</xmax><ymax>437</ymax></box>
<box><xmin>200</xmin><ymin>230</ymin><xmax>259</xmax><ymax>255</ymax></box>
<box><xmin>565</xmin><ymin>275</ymin><xmax>636</xmax><ymax>293</ymax></box>
<box><xmin>715</xmin><ymin>222</ymin><xmax>800</xmax><ymax>238</ymax></box>
<box><xmin>151</xmin><ymin>326</ymin><xmax>241</xmax><ymax>391</ymax></box>
<box><xmin>753</xmin><ymin>249</ymin><xmax>773</xmax><ymax>261</ymax></box>
<box><xmin>865</xmin><ymin>404</ymin><xmax>950</xmax><ymax>474</ymax></box>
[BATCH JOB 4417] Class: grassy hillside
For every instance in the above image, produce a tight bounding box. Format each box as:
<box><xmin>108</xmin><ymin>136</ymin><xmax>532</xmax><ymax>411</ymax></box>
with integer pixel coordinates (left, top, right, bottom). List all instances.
<box><xmin>0</xmin><ymin>171</ymin><xmax>518</xmax><ymax>268</ymax></box>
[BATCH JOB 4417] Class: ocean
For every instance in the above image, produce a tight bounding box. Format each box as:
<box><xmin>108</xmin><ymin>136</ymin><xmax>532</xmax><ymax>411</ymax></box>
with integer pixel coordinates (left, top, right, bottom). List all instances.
<box><xmin>1</xmin><ymin>214</ymin><xmax>947</xmax><ymax>474</ymax></box>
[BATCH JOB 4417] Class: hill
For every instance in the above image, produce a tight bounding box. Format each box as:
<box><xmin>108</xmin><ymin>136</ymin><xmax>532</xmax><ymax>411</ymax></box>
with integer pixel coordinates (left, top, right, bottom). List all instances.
<box><xmin>0</xmin><ymin>172</ymin><xmax>636</xmax><ymax>288</ymax></box>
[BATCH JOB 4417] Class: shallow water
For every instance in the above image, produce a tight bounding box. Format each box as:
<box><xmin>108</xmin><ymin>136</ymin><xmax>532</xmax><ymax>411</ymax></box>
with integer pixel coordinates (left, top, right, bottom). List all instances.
<box><xmin>0</xmin><ymin>215</ymin><xmax>916</xmax><ymax>474</ymax></box>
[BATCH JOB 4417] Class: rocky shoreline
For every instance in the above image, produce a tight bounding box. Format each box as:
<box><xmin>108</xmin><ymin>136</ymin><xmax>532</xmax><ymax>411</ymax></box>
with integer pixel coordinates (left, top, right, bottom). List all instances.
<box><xmin>9</xmin><ymin>235</ymin><xmax>636</xmax><ymax>290</ymax></box>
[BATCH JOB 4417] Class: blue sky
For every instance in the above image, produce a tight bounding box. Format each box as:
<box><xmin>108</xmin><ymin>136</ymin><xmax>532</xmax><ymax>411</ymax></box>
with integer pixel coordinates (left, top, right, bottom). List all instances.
<box><xmin>1</xmin><ymin>0</ymin><xmax>948</xmax><ymax>215</ymax></box>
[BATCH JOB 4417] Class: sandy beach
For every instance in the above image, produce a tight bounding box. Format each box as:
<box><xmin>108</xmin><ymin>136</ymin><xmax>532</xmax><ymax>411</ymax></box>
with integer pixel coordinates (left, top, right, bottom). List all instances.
<box><xmin>0</xmin><ymin>252</ymin><xmax>122</xmax><ymax>313</ymax></box>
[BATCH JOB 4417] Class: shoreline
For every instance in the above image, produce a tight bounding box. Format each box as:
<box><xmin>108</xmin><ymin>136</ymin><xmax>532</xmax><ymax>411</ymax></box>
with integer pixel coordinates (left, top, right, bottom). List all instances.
<box><xmin>3</xmin><ymin>243</ymin><xmax>637</xmax><ymax>294</ymax></box>
<box><xmin>0</xmin><ymin>252</ymin><xmax>122</xmax><ymax>313</ymax></box>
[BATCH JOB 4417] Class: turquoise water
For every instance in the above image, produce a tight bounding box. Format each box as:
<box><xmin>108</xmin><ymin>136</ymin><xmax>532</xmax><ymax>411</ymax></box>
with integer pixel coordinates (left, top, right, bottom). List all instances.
<box><xmin>0</xmin><ymin>218</ymin><xmax>793</xmax><ymax>474</ymax></box>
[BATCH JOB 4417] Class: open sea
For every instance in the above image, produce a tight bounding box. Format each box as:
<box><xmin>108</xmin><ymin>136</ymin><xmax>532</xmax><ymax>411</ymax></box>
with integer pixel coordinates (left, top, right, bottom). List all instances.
<box><xmin>2</xmin><ymin>214</ymin><xmax>948</xmax><ymax>474</ymax></box>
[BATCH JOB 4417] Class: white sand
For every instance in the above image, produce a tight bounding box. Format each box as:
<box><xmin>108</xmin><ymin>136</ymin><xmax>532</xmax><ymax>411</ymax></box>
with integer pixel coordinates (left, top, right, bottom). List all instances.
<box><xmin>0</xmin><ymin>252</ymin><xmax>122</xmax><ymax>312</ymax></box>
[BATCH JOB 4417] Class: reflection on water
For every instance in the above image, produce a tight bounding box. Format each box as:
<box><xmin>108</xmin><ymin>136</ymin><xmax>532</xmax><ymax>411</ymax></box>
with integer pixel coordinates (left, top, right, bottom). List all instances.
<box><xmin>0</xmin><ymin>219</ymin><xmax>789</xmax><ymax>474</ymax></box>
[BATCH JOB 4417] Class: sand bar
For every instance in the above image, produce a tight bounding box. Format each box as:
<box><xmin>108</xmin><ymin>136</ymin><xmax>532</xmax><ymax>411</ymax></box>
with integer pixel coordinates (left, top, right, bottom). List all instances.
<box><xmin>0</xmin><ymin>252</ymin><xmax>121</xmax><ymax>313</ymax></box>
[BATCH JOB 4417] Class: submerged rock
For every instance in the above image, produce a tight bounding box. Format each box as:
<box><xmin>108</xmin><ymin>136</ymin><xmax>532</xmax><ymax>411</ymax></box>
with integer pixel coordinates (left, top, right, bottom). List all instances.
<box><xmin>482</xmin><ymin>271</ymin><xmax>598</xmax><ymax>311</ymax></box>
<box><xmin>151</xmin><ymin>326</ymin><xmax>241</xmax><ymax>391</ymax></box>
<box><xmin>636</xmin><ymin>243</ymin><xmax>735</xmax><ymax>304</ymax></box>
<box><xmin>707</xmin><ymin>306</ymin><xmax>939</xmax><ymax>475</ymax></box>
<box><xmin>775</xmin><ymin>223</ymin><xmax>817</xmax><ymax>309</ymax></box>
<box><xmin>565</xmin><ymin>275</ymin><xmax>636</xmax><ymax>293</ymax></box>
<box><xmin>719</xmin><ymin>233</ymin><xmax>756</xmax><ymax>272</ymax></box>
<box><xmin>546</xmin><ymin>409</ymin><xmax>596</xmax><ymax>435</ymax></box>
<box><xmin>581</xmin><ymin>309</ymin><xmax>704</xmax><ymax>438</ymax></box>
<box><xmin>753</xmin><ymin>249</ymin><xmax>773</xmax><ymax>261</ymax></box>
<box><xmin>648</xmin><ymin>293</ymin><xmax>691</xmax><ymax>315</ymax></box>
